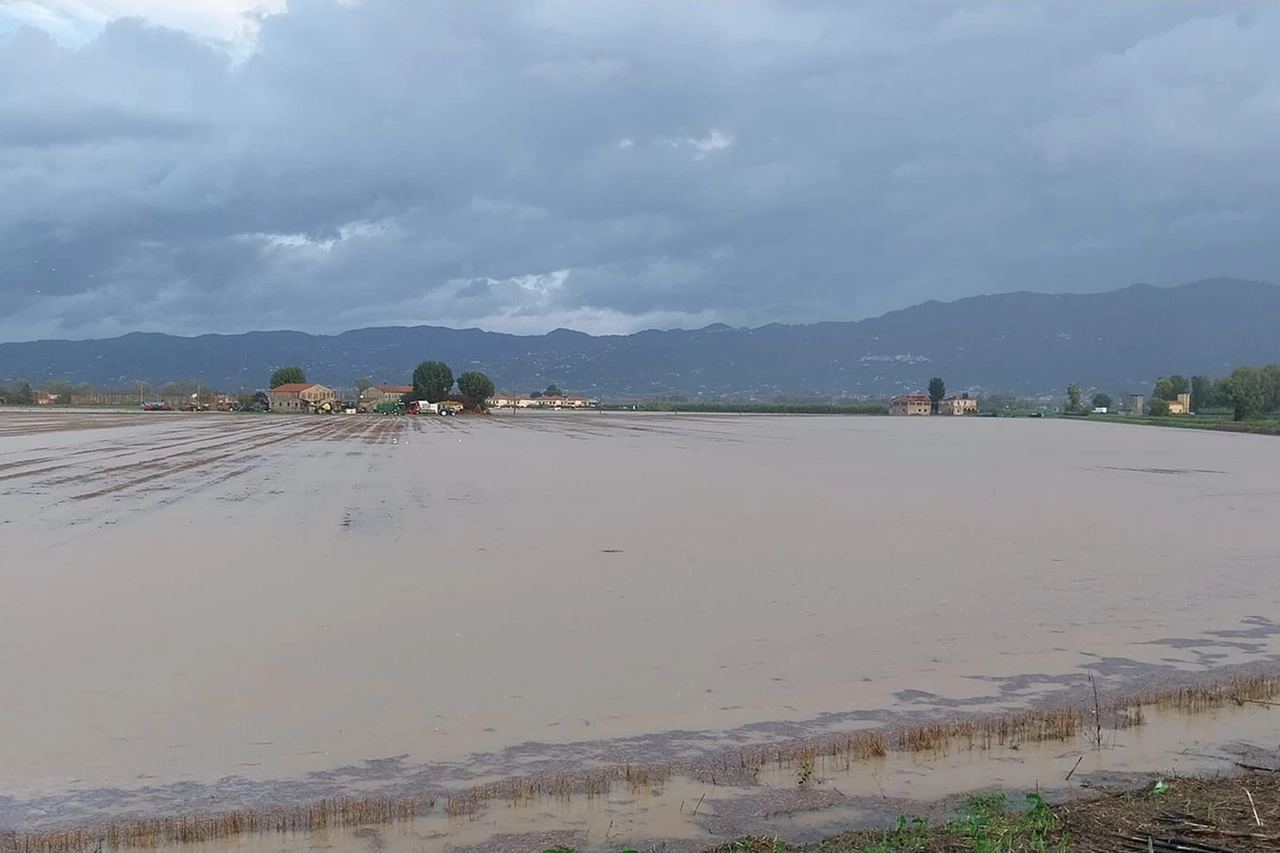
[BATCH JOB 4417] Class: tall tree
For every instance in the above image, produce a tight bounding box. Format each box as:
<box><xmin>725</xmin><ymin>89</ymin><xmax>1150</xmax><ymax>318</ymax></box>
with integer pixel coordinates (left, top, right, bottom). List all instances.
<box><xmin>1091</xmin><ymin>392</ymin><xmax>1113</xmax><ymax>411</ymax></box>
<box><xmin>1066</xmin><ymin>382</ymin><xmax>1082</xmax><ymax>413</ymax></box>
<box><xmin>269</xmin><ymin>366</ymin><xmax>306</xmax><ymax>388</ymax></box>
<box><xmin>544</xmin><ymin>383</ymin><xmax>563</xmax><ymax>397</ymax></box>
<box><xmin>1209</xmin><ymin>376</ymin><xmax>1235</xmax><ymax>409</ymax></box>
<box><xmin>927</xmin><ymin>377</ymin><xmax>946</xmax><ymax>413</ymax></box>
<box><xmin>2</xmin><ymin>381</ymin><xmax>35</xmax><ymax>405</ymax></box>
<box><xmin>457</xmin><ymin>371</ymin><xmax>496</xmax><ymax>404</ymax></box>
<box><xmin>1190</xmin><ymin>375</ymin><xmax>1213</xmax><ymax>412</ymax></box>
<box><xmin>1149</xmin><ymin>397</ymin><xmax>1170</xmax><ymax>416</ymax></box>
<box><xmin>1152</xmin><ymin>375</ymin><xmax>1190</xmax><ymax>401</ymax></box>
<box><xmin>1261</xmin><ymin>364</ymin><xmax>1280</xmax><ymax>413</ymax></box>
<box><xmin>1230</xmin><ymin>365</ymin><xmax>1266</xmax><ymax>421</ymax></box>
<box><xmin>412</xmin><ymin>361</ymin><xmax>454</xmax><ymax>402</ymax></box>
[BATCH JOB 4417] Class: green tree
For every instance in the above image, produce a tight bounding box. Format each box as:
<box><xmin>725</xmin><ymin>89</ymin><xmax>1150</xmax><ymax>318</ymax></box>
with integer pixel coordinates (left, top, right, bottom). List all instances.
<box><xmin>927</xmin><ymin>377</ymin><xmax>946</xmax><ymax>413</ymax></box>
<box><xmin>1151</xmin><ymin>375</ymin><xmax>1190</xmax><ymax>402</ymax></box>
<box><xmin>1261</xmin><ymin>364</ymin><xmax>1280</xmax><ymax>413</ymax></box>
<box><xmin>978</xmin><ymin>392</ymin><xmax>1018</xmax><ymax>413</ymax></box>
<box><xmin>544</xmin><ymin>383</ymin><xmax>563</xmax><ymax>397</ymax></box>
<box><xmin>457</xmin><ymin>371</ymin><xmax>496</xmax><ymax>404</ymax></box>
<box><xmin>1190</xmin><ymin>375</ymin><xmax>1213</xmax><ymax>412</ymax></box>
<box><xmin>1230</xmin><ymin>365</ymin><xmax>1266</xmax><ymax>421</ymax></box>
<box><xmin>1149</xmin><ymin>397</ymin><xmax>1170</xmax><ymax>417</ymax></box>
<box><xmin>1209</xmin><ymin>376</ymin><xmax>1234</xmax><ymax>409</ymax></box>
<box><xmin>354</xmin><ymin>377</ymin><xmax>373</xmax><ymax>392</ymax></box>
<box><xmin>269</xmin><ymin>366</ymin><xmax>306</xmax><ymax>388</ymax></box>
<box><xmin>412</xmin><ymin>361</ymin><xmax>454</xmax><ymax>402</ymax></box>
<box><xmin>2</xmin><ymin>381</ymin><xmax>35</xmax><ymax>405</ymax></box>
<box><xmin>1066</xmin><ymin>382</ymin><xmax>1082</xmax><ymax>413</ymax></box>
<box><xmin>1091</xmin><ymin>392</ymin><xmax>1113</xmax><ymax>411</ymax></box>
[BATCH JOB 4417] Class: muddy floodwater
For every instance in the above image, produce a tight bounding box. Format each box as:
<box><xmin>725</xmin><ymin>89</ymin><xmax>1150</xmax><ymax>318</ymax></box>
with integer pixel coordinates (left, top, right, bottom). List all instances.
<box><xmin>2</xmin><ymin>410</ymin><xmax>1279</xmax><ymax>850</ymax></box>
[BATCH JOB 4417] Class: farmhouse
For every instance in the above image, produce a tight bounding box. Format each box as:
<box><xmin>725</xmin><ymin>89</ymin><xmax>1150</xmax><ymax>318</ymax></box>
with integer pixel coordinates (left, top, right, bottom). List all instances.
<box><xmin>360</xmin><ymin>384</ymin><xmax>413</xmax><ymax>409</ymax></box>
<box><xmin>935</xmin><ymin>395</ymin><xmax>977</xmax><ymax>416</ymax></box>
<box><xmin>268</xmin><ymin>383</ymin><xmax>336</xmax><ymax>413</ymax></box>
<box><xmin>1165</xmin><ymin>392</ymin><xmax>1192</xmax><ymax>415</ymax></box>
<box><xmin>487</xmin><ymin>393</ymin><xmax>596</xmax><ymax>409</ymax></box>
<box><xmin>889</xmin><ymin>394</ymin><xmax>931</xmax><ymax>416</ymax></box>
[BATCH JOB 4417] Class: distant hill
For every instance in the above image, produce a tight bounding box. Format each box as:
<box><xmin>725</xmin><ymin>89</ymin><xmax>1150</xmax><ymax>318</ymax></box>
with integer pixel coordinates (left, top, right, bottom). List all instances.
<box><xmin>2</xmin><ymin>278</ymin><xmax>1277</xmax><ymax>397</ymax></box>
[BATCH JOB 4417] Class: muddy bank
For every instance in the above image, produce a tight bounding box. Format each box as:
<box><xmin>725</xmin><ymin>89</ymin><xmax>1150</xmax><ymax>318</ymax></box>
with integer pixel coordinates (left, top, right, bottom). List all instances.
<box><xmin>708</xmin><ymin>766</ymin><xmax>1280</xmax><ymax>852</ymax></box>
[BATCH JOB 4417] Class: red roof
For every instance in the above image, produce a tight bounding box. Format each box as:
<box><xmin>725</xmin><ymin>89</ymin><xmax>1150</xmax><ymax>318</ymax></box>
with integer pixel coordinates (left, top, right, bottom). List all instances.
<box><xmin>373</xmin><ymin>385</ymin><xmax>413</xmax><ymax>393</ymax></box>
<box><xmin>270</xmin><ymin>383</ymin><xmax>317</xmax><ymax>393</ymax></box>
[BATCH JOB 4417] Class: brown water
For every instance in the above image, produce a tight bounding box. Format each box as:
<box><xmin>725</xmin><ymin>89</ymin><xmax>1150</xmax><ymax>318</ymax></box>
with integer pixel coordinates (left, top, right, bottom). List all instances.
<box><xmin>2</xmin><ymin>410</ymin><xmax>1279</xmax><ymax>847</ymax></box>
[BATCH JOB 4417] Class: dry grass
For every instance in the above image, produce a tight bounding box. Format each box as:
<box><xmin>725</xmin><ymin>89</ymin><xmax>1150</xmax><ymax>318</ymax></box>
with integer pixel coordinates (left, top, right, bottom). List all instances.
<box><xmin>707</xmin><ymin>770</ymin><xmax>1280</xmax><ymax>852</ymax></box>
<box><xmin>0</xmin><ymin>797</ymin><xmax>431</xmax><ymax>853</ymax></box>
<box><xmin>6</xmin><ymin>673</ymin><xmax>1278</xmax><ymax>853</ymax></box>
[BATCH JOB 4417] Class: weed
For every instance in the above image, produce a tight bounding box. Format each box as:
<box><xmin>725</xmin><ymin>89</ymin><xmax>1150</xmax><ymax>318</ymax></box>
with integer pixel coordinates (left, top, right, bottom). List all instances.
<box><xmin>860</xmin><ymin>814</ymin><xmax>931</xmax><ymax>852</ymax></box>
<box><xmin>961</xmin><ymin>791</ymin><xmax>1008</xmax><ymax>818</ymax></box>
<box><xmin>796</xmin><ymin>750</ymin><xmax>816</xmax><ymax>787</ymax></box>
<box><xmin>945</xmin><ymin>791</ymin><xmax>1060</xmax><ymax>853</ymax></box>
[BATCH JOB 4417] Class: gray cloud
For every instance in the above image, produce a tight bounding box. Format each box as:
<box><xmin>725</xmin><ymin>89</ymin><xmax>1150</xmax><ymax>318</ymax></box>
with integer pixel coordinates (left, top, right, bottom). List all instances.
<box><xmin>2</xmin><ymin>0</ymin><xmax>1279</xmax><ymax>341</ymax></box>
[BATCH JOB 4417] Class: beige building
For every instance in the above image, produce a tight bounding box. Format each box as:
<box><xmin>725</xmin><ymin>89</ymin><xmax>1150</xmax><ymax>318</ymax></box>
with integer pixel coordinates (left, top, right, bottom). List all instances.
<box><xmin>889</xmin><ymin>394</ymin><xmax>931</xmax><ymax>416</ymax></box>
<box><xmin>488</xmin><ymin>393</ymin><xmax>595</xmax><ymax>409</ymax></box>
<box><xmin>539</xmin><ymin>394</ymin><xmax>592</xmax><ymax>408</ymax></box>
<box><xmin>487</xmin><ymin>393</ymin><xmax>532</xmax><ymax>408</ymax></box>
<box><xmin>935</xmin><ymin>395</ymin><xmax>977</xmax><ymax>416</ymax></box>
<box><xmin>268</xmin><ymin>383</ymin><xmax>335</xmax><ymax>413</ymax></box>
<box><xmin>1166</xmin><ymin>392</ymin><xmax>1192</xmax><ymax>415</ymax></box>
<box><xmin>360</xmin><ymin>384</ymin><xmax>413</xmax><ymax>408</ymax></box>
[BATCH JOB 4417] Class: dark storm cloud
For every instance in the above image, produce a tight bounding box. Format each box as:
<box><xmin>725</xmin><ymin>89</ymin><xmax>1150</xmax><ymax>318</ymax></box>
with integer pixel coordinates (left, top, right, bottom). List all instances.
<box><xmin>2</xmin><ymin>1</ymin><xmax>1279</xmax><ymax>340</ymax></box>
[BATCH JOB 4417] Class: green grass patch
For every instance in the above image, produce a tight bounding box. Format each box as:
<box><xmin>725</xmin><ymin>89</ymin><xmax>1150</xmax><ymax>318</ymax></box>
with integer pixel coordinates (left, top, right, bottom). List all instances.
<box><xmin>1084</xmin><ymin>413</ymin><xmax>1280</xmax><ymax>435</ymax></box>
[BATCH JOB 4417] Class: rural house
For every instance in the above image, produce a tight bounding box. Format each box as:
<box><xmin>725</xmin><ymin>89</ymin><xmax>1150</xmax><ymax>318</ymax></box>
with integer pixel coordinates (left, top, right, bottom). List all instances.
<box><xmin>487</xmin><ymin>393</ymin><xmax>596</xmax><ymax>409</ymax></box>
<box><xmin>935</xmin><ymin>395</ymin><xmax>977</xmax><ymax>416</ymax></box>
<box><xmin>268</xmin><ymin>383</ymin><xmax>336</xmax><ymax>413</ymax></box>
<box><xmin>889</xmin><ymin>394</ymin><xmax>931</xmax><ymax>416</ymax></box>
<box><xmin>360</xmin><ymin>385</ymin><xmax>413</xmax><ymax>408</ymax></box>
<box><xmin>1165</xmin><ymin>393</ymin><xmax>1192</xmax><ymax>415</ymax></box>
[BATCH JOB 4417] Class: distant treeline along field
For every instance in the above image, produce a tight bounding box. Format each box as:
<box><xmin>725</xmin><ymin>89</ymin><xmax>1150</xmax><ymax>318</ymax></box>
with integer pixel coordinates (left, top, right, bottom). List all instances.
<box><xmin>2</xmin><ymin>362</ymin><xmax>1279</xmax><ymax>424</ymax></box>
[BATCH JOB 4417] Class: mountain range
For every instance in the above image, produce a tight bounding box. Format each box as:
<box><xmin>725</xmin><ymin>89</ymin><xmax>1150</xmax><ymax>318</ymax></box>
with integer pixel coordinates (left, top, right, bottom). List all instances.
<box><xmin>2</xmin><ymin>278</ymin><xmax>1276</xmax><ymax>397</ymax></box>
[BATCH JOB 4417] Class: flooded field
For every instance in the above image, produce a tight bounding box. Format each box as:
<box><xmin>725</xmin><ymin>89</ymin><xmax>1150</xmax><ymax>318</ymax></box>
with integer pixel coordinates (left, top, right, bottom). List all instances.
<box><xmin>2</xmin><ymin>410</ymin><xmax>1279</xmax><ymax>851</ymax></box>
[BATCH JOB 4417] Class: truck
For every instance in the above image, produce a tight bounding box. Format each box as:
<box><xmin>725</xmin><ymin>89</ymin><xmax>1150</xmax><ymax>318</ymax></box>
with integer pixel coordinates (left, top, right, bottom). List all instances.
<box><xmin>406</xmin><ymin>401</ymin><xmax>438</xmax><ymax>415</ymax></box>
<box><xmin>375</xmin><ymin>401</ymin><xmax>404</xmax><ymax>415</ymax></box>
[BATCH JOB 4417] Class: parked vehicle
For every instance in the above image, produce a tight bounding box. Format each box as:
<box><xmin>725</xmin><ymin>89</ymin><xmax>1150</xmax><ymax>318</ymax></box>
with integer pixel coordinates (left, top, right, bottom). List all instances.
<box><xmin>375</xmin><ymin>401</ymin><xmax>404</xmax><ymax>415</ymax></box>
<box><xmin>141</xmin><ymin>401</ymin><xmax>171</xmax><ymax>411</ymax></box>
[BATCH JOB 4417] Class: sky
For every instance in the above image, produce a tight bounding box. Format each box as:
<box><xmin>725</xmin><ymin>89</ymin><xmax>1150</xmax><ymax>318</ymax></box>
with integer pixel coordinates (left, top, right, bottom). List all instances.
<box><xmin>2</xmin><ymin>1</ymin><xmax>1279</xmax><ymax>342</ymax></box>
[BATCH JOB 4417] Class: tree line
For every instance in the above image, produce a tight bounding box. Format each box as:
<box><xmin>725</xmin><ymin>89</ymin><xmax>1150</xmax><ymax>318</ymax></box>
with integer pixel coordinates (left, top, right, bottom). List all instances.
<box><xmin>1059</xmin><ymin>365</ymin><xmax>1280</xmax><ymax>421</ymax></box>
<box><xmin>1147</xmin><ymin>366</ymin><xmax>1280</xmax><ymax>420</ymax></box>
<box><xmin>268</xmin><ymin>362</ymin><xmax>496</xmax><ymax>407</ymax></box>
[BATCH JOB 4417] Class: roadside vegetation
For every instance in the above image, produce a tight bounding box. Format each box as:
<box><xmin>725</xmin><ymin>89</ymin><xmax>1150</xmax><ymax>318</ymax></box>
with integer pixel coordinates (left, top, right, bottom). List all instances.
<box><xmin>537</xmin><ymin>773</ymin><xmax>1280</xmax><ymax>852</ymax></box>
<box><xmin>701</xmin><ymin>772</ymin><xmax>1280</xmax><ymax>852</ymax></box>
<box><xmin>599</xmin><ymin>394</ymin><xmax>889</xmax><ymax>414</ymax></box>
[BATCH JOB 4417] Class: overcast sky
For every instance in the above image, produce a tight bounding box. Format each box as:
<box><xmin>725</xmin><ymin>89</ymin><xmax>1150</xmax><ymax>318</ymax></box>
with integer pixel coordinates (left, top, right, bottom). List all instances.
<box><xmin>2</xmin><ymin>1</ymin><xmax>1278</xmax><ymax>342</ymax></box>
